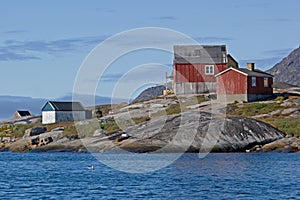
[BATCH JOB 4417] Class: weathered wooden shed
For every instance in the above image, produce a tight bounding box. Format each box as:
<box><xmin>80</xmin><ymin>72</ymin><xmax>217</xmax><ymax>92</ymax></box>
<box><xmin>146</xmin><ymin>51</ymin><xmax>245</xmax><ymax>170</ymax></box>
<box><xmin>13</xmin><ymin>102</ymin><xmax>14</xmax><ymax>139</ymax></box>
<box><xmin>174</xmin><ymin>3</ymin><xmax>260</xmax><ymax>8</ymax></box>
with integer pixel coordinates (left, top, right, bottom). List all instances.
<box><xmin>215</xmin><ymin>63</ymin><xmax>273</xmax><ymax>102</ymax></box>
<box><xmin>173</xmin><ymin>45</ymin><xmax>238</xmax><ymax>94</ymax></box>
<box><xmin>41</xmin><ymin>101</ymin><xmax>87</xmax><ymax>124</ymax></box>
<box><xmin>13</xmin><ymin>110</ymin><xmax>31</xmax><ymax>119</ymax></box>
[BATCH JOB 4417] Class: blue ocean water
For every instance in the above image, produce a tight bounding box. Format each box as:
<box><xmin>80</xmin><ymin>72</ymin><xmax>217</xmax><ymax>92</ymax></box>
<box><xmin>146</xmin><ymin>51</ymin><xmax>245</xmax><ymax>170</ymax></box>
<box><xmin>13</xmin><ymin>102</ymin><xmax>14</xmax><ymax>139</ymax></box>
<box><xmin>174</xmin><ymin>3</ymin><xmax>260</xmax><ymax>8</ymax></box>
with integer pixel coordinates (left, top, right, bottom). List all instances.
<box><xmin>0</xmin><ymin>153</ymin><xmax>299</xmax><ymax>199</ymax></box>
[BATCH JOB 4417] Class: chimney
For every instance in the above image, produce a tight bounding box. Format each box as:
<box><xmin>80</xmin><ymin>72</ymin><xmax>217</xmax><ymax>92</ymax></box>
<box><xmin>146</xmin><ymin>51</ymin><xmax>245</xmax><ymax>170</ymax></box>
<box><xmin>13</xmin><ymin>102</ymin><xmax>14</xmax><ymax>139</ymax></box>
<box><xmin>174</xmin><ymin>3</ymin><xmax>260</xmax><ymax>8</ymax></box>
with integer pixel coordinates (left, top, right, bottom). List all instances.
<box><xmin>247</xmin><ymin>63</ymin><xmax>255</xmax><ymax>71</ymax></box>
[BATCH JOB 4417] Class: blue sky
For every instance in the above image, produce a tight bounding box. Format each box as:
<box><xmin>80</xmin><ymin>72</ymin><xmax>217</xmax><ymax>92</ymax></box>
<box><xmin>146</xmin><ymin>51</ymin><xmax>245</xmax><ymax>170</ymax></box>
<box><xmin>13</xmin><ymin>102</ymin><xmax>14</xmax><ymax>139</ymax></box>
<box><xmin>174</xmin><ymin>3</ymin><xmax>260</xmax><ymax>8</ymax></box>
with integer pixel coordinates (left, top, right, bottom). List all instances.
<box><xmin>0</xmin><ymin>0</ymin><xmax>299</xmax><ymax>99</ymax></box>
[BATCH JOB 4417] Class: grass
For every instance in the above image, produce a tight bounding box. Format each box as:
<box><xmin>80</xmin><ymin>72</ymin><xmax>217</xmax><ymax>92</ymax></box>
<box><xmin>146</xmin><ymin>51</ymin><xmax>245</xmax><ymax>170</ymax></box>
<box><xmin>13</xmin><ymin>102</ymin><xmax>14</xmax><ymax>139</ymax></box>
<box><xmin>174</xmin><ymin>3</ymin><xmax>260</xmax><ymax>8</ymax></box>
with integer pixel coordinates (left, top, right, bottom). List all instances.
<box><xmin>196</xmin><ymin>95</ymin><xmax>208</xmax><ymax>104</ymax></box>
<box><xmin>263</xmin><ymin>118</ymin><xmax>300</xmax><ymax>137</ymax></box>
<box><xmin>62</xmin><ymin>126</ymin><xmax>77</xmax><ymax>137</ymax></box>
<box><xmin>225</xmin><ymin>96</ymin><xmax>300</xmax><ymax>136</ymax></box>
<box><xmin>274</xmin><ymin>96</ymin><xmax>285</xmax><ymax>103</ymax></box>
<box><xmin>93</xmin><ymin>103</ymin><xmax>128</xmax><ymax>117</ymax></box>
<box><xmin>228</xmin><ymin>102</ymin><xmax>282</xmax><ymax>117</ymax></box>
<box><xmin>151</xmin><ymin>95</ymin><xmax>208</xmax><ymax>118</ymax></box>
<box><xmin>0</xmin><ymin>124</ymin><xmax>34</xmax><ymax>138</ymax></box>
<box><xmin>150</xmin><ymin>103</ymin><xmax>182</xmax><ymax>118</ymax></box>
<box><xmin>75</xmin><ymin>123</ymin><xmax>99</xmax><ymax>137</ymax></box>
<box><xmin>100</xmin><ymin>116</ymin><xmax>151</xmax><ymax>134</ymax></box>
<box><xmin>132</xmin><ymin>117</ymin><xmax>151</xmax><ymax>124</ymax></box>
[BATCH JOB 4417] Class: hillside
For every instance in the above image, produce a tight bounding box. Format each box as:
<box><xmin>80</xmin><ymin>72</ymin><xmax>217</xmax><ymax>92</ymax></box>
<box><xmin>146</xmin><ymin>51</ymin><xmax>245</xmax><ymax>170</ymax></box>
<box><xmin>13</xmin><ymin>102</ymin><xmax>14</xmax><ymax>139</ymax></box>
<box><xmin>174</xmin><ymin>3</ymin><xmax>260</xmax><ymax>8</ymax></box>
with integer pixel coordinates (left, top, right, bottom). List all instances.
<box><xmin>3</xmin><ymin>88</ymin><xmax>300</xmax><ymax>153</ymax></box>
<box><xmin>133</xmin><ymin>85</ymin><xmax>165</xmax><ymax>102</ymax></box>
<box><xmin>267</xmin><ymin>46</ymin><xmax>300</xmax><ymax>86</ymax></box>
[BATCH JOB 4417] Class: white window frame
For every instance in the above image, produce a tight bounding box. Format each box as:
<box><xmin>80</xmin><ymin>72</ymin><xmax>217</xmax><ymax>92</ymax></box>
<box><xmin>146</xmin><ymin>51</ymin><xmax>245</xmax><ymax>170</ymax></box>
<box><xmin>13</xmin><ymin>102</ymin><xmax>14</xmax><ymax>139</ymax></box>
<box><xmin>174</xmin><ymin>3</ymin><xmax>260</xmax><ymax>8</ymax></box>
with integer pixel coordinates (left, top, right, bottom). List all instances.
<box><xmin>205</xmin><ymin>65</ymin><xmax>214</xmax><ymax>75</ymax></box>
<box><xmin>252</xmin><ymin>77</ymin><xmax>257</xmax><ymax>87</ymax></box>
<box><xmin>264</xmin><ymin>77</ymin><xmax>268</xmax><ymax>87</ymax></box>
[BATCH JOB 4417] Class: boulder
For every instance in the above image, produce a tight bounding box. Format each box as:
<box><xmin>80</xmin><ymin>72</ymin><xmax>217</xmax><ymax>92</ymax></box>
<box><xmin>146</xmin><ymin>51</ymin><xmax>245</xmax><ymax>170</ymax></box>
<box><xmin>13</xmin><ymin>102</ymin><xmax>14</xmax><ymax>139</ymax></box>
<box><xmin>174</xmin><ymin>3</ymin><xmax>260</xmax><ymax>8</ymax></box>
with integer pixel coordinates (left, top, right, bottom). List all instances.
<box><xmin>269</xmin><ymin>110</ymin><xmax>281</xmax><ymax>116</ymax></box>
<box><xmin>93</xmin><ymin>128</ymin><xmax>106</xmax><ymax>137</ymax></box>
<box><xmin>261</xmin><ymin>137</ymin><xmax>300</xmax><ymax>152</ymax></box>
<box><xmin>280</xmin><ymin>101</ymin><xmax>295</xmax><ymax>107</ymax></box>
<box><xmin>281</xmin><ymin>108</ymin><xmax>298</xmax><ymax>115</ymax></box>
<box><xmin>51</xmin><ymin>127</ymin><xmax>64</xmax><ymax>132</ymax></box>
<box><xmin>294</xmin><ymin>99</ymin><xmax>300</xmax><ymax>106</ymax></box>
<box><xmin>23</xmin><ymin>126</ymin><xmax>47</xmax><ymax>138</ymax></box>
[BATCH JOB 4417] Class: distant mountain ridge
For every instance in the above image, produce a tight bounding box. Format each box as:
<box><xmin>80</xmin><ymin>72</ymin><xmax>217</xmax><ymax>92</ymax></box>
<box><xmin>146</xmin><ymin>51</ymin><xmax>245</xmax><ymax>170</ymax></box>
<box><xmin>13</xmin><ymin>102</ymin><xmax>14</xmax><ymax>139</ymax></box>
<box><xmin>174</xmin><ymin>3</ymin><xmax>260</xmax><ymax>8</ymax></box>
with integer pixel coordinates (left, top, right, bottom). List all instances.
<box><xmin>0</xmin><ymin>94</ymin><xmax>127</xmax><ymax>121</ymax></box>
<box><xmin>267</xmin><ymin>46</ymin><xmax>300</xmax><ymax>86</ymax></box>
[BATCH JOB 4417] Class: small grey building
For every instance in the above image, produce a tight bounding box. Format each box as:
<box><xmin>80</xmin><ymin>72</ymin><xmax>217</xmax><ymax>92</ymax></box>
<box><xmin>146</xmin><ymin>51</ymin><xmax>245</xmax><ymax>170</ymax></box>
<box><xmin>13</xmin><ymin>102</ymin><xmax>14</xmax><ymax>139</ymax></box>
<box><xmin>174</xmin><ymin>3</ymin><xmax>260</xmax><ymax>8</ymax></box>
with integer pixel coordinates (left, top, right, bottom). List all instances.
<box><xmin>41</xmin><ymin>101</ymin><xmax>87</xmax><ymax>124</ymax></box>
<box><xmin>13</xmin><ymin>110</ymin><xmax>31</xmax><ymax>119</ymax></box>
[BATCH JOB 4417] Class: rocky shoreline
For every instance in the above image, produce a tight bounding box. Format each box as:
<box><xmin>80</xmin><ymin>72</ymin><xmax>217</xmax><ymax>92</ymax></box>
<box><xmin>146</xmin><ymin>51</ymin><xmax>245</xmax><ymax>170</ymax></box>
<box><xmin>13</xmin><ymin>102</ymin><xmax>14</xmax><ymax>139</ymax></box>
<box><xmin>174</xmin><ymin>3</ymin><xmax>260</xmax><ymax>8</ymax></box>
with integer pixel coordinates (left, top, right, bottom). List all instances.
<box><xmin>1</xmin><ymin>111</ymin><xmax>290</xmax><ymax>153</ymax></box>
<box><xmin>1</xmin><ymin>91</ymin><xmax>300</xmax><ymax>153</ymax></box>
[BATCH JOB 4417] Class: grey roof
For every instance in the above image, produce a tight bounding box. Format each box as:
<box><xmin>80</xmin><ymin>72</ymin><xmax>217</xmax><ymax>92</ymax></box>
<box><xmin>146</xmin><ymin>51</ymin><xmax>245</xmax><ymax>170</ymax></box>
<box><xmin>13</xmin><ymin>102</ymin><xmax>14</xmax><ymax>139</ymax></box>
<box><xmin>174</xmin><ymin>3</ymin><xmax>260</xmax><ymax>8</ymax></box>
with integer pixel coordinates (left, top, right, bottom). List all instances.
<box><xmin>215</xmin><ymin>67</ymin><xmax>274</xmax><ymax>78</ymax></box>
<box><xmin>48</xmin><ymin>101</ymin><xmax>85</xmax><ymax>111</ymax></box>
<box><xmin>174</xmin><ymin>45</ymin><xmax>227</xmax><ymax>64</ymax></box>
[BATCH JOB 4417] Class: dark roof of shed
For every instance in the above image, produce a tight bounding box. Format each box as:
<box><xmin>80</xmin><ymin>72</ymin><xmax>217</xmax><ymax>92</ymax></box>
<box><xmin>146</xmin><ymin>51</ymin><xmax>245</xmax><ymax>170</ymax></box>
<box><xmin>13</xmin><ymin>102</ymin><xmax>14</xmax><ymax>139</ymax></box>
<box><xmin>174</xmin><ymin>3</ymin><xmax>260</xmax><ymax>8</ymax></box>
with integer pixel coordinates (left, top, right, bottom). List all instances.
<box><xmin>215</xmin><ymin>67</ymin><xmax>274</xmax><ymax>78</ymax></box>
<box><xmin>237</xmin><ymin>68</ymin><xmax>274</xmax><ymax>77</ymax></box>
<box><xmin>47</xmin><ymin>101</ymin><xmax>85</xmax><ymax>111</ymax></box>
<box><xmin>16</xmin><ymin>110</ymin><xmax>31</xmax><ymax>117</ymax></box>
<box><xmin>174</xmin><ymin>45</ymin><xmax>227</xmax><ymax>64</ymax></box>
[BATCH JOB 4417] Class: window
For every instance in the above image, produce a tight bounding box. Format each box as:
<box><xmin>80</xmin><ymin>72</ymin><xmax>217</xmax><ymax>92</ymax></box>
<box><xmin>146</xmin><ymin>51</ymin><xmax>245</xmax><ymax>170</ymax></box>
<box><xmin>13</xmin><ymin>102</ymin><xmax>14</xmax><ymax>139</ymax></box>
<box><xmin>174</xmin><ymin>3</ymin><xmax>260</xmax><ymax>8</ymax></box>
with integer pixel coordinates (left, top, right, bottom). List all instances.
<box><xmin>205</xmin><ymin>65</ymin><xmax>214</xmax><ymax>75</ymax></box>
<box><xmin>264</xmin><ymin>77</ymin><xmax>268</xmax><ymax>87</ymax></box>
<box><xmin>252</xmin><ymin>77</ymin><xmax>257</xmax><ymax>87</ymax></box>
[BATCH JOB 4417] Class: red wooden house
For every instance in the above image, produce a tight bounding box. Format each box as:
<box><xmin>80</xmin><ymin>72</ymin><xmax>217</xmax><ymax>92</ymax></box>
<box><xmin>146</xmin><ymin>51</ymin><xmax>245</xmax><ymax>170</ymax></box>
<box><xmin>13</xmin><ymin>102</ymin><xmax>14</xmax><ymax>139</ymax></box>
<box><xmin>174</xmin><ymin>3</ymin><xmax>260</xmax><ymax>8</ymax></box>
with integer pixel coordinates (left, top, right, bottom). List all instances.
<box><xmin>173</xmin><ymin>45</ymin><xmax>238</xmax><ymax>94</ymax></box>
<box><xmin>215</xmin><ymin>63</ymin><xmax>273</xmax><ymax>102</ymax></box>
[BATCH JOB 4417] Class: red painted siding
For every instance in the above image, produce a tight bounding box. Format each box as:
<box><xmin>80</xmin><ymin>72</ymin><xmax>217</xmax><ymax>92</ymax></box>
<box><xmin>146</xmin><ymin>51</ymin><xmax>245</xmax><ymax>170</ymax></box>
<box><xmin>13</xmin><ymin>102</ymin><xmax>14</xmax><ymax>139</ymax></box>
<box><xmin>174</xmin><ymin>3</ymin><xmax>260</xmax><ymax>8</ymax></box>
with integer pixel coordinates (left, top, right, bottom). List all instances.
<box><xmin>216</xmin><ymin>69</ymin><xmax>274</xmax><ymax>95</ymax></box>
<box><xmin>247</xmin><ymin>76</ymin><xmax>273</xmax><ymax>94</ymax></box>
<box><xmin>174</xmin><ymin>63</ymin><xmax>227</xmax><ymax>83</ymax></box>
<box><xmin>216</xmin><ymin>70</ymin><xmax>247</xmax><ymax>94</ymax></box>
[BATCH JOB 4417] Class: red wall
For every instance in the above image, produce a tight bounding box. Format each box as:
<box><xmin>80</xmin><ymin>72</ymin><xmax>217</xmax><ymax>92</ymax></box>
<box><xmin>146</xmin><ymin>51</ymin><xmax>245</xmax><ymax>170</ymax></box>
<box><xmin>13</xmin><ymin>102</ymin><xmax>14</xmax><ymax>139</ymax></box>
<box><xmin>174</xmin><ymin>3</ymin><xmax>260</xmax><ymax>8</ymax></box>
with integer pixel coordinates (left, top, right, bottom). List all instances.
<box><xmin>216</xmin><ymin>70</ymin><xmax>247</xmax><ymax>94</ymax></box>
<box><xmin>216</xmin><ymin>69</ymin><xmax>273</xmax><ymax>95</ymax></box>
<box><xmin>174</xmin><ymin>63</ymin><xmax>227</xmax><ymax>83</ymax></box>
<box><xmin>247</xmin><ymin>76</ymin><xmax>273</xmax><ymax>95</ymax></box>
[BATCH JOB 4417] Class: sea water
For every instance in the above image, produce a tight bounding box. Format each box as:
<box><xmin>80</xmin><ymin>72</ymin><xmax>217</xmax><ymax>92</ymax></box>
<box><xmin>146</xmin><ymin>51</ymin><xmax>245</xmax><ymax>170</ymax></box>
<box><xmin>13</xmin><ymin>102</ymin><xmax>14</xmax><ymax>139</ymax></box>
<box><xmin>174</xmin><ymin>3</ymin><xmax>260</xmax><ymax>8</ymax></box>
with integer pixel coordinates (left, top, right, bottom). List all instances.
<box><xmin>0</xmin><ymin>153</ymin><xmax>299</xmax><ymax>199</ymax></box>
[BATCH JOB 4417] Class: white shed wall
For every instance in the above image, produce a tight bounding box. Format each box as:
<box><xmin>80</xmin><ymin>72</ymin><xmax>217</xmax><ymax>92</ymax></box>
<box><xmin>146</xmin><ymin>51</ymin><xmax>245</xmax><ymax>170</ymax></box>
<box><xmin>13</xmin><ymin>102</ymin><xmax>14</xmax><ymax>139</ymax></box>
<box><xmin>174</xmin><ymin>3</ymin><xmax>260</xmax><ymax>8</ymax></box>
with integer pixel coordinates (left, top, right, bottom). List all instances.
<box><xmin>42</xmin><ymin>111</ymin><xmax>86</xmax><ymax>124</ymax></box>
<box><xmin>42</xmin><ymin>111</ymin><xmax>56</xmax><ymax>124</ymax></box>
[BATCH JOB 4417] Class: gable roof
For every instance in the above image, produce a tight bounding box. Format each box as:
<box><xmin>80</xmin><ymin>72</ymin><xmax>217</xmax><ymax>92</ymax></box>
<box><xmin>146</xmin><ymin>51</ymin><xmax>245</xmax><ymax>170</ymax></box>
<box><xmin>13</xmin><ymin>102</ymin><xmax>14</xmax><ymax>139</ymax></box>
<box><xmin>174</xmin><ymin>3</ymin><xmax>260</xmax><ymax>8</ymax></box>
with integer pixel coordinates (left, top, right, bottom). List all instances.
<box><xmin>215</xmin><ymin>67</ymin><xmax>274</xmax><ymax>78</ymax></box>
<box><xmin>16</xmin><ymin>110</ymin><xmax>31</xmax><ymax>117</ymax></box>
<box><xmin>174</xmin><ymin>45</ymin><xmax>227</xmax><ymax>64</ymax></box>
<box><xmin>42</xmin><ymin>101</ymin><xmax>85</xmax><ymax>111</ymax></box>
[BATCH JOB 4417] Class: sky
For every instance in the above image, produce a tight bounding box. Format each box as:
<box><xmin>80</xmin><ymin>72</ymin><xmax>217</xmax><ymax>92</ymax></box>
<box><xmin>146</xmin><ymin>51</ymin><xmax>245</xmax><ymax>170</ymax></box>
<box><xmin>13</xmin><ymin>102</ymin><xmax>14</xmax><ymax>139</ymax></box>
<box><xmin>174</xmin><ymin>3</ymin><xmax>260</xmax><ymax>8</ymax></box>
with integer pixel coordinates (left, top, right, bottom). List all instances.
<box><xmin>0</xmin><ymin>0</ymin><xmax>299</xmax><ymax>100</ymax></box>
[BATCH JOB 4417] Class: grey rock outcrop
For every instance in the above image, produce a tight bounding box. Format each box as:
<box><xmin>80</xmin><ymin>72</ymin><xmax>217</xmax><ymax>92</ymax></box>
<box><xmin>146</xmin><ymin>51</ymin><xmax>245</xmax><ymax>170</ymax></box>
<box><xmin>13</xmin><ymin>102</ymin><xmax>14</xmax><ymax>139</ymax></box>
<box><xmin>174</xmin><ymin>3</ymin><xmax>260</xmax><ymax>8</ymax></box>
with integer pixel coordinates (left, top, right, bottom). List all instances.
<box><xmin>93</xmin><ymin>128</ymin><xmax>106</xmax><ymax>137</ymax></box>
<box><xmin>96</xmin><ymin>111</ymin><xmax>286</xmax><ymax>153</ymax></box>
<box><xmin>23</xmin><ymin>126</ymin><xmax>47</xmax><ymax>138</ymax></box>
<box><xmin>10</xmin><ymin>129</ymin><xmax>65</xmax><ymax>152</ymax></box>
<box><xmin>260</xmin><ymin>137</ymin><xmax>300</xmax><ymax>152</ymax></box>
<box><xmin>133</xmin><ymin>85</ymin><xmax>166</xmax><ymax>102</ymax></box>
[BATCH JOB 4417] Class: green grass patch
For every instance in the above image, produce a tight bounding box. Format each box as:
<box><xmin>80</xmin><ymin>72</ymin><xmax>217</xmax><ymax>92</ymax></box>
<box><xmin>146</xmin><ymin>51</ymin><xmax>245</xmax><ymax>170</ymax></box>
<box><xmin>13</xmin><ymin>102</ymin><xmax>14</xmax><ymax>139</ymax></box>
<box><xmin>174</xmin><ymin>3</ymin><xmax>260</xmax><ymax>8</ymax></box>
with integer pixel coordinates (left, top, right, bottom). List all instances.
<box><xmin>0</xmin><ymin>124</ymin><xmax>34</xmax><ymax>138</ymax></box>
<box><xmin>100</xmin><ymin>120</ymin><xmax>121</xmax><ymax>133</ymax></box>
<box><xmin>62</xmin><ymin>126</ymin><xmax>77</xmax><ymax>137</ymax></box>
<box><xmin>229</xmin><ymin>102</ymin><xmax>282</xmax><ymax>117</ymax></box>
<box><xmin>274</xmin><ymin>96</ymin><xmax>285</xmax><ymax>103</ymax></box>
<box><xmin>264</xmin><ymin>118</ymin><xmax>300</xmax><ymax>137</ymax></box>
<box><xmin>132</xmin><ymin>117</ymin><xmax>151</xmax><ymax>124</ymax></box>
<box><xmin>76</xmin><ymin>123</ymin><xmax>99</xmax><ymax>137</ymax></box>
<box><xmin>151</xmin><ymin>103</ymin><xmax>183</xmax><ymax>118</ymax></box>
<box><xmin>196</xmin><ymin>95</ymin><xmax>208</xmax><ymax>104</ymax></box>
<box><xmin>150</xmin><ymin>95</ymin><xmax>208</xmax><ymax>118</ymax></box>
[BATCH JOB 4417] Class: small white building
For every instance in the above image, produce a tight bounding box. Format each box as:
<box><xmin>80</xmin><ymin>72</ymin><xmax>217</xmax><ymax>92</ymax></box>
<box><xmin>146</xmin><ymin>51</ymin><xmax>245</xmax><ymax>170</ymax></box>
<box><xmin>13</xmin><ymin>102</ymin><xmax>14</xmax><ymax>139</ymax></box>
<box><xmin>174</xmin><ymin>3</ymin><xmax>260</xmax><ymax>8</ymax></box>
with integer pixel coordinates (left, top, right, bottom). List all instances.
<box><xmin>41</xmin><ymin>101</ymin><xmax>87</xmax><ymax>124</ymax></box>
